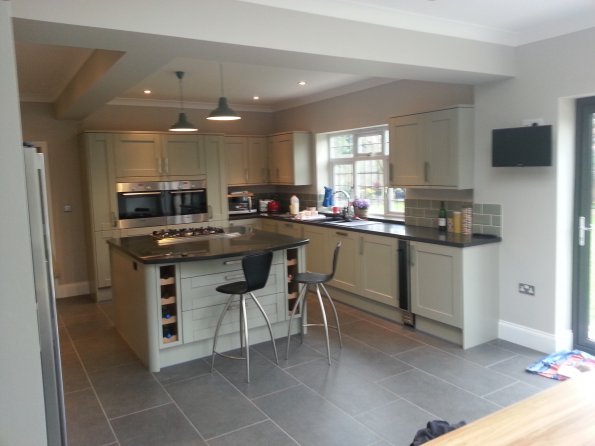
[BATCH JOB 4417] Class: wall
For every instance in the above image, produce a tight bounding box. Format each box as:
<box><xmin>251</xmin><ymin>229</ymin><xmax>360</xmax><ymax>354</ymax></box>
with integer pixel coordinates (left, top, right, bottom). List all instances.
<box><xmin>0</xmin><ymin>1</ymin><xmax>47</xmax><ymax>443</ymax></box>
<box><xmin>474</xmin><ymin>26</ymin><xmax>595</xmax><ymax>351</ymax></box>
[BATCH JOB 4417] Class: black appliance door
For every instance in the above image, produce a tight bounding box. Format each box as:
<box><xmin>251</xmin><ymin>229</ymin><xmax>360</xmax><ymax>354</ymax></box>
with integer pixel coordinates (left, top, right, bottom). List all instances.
<box><xmin>117</xmin><ymin>191</ymin><xmax>166</xmax><ymax>228</ymax></box>
<box><xmin>166</xmin><ymin>189</ymin><xmax>208</xmax><ymax>224</ymax></box>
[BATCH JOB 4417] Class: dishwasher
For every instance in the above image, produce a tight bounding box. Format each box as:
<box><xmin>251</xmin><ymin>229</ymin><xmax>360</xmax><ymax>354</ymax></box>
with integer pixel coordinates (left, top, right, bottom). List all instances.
<box><xmin>397</xmin><ymin>239</ymin><xmax>415</xmax><ymax>327</ymax></box>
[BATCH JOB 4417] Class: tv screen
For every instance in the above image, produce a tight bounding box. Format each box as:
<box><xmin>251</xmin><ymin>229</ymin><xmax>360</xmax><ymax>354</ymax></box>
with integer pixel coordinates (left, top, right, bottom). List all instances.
<box><xmin>492</xmin><ymin>125</ymin><xmax>552</xmax><ymax>167</ymax></box>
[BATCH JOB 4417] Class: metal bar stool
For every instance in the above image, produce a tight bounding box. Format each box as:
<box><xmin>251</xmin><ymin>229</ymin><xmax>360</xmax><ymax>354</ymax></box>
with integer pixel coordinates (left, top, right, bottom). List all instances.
<box><xmin>211</xmin><ymin>250</ymin><xmax>279</xmax><ymax>382</ymax></box>
<box><xmin>286</xmin><ymin>242</ymin><xmax>343</xmax><ymax>364</ymax></box>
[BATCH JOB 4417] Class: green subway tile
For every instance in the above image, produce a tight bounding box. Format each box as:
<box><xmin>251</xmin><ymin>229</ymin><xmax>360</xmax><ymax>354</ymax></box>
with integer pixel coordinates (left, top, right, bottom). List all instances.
<box><xmin>473</xmin><ymin>203</ymin><xmax>483</xmax><ymax>213</ymax></box>
<box><xmin>412</xmin><ymin>208</ymin><xmax>426</xmax><ymax>217</ymax></box>
<box><xmin>483</xmin><ymin>226</ymin><xmax>502</xmax><ymax>237</ymax></box>
<box><xmin>492</xmin><ymin>215</ymin><xmax>502</xmax><ymax>226</ymax></box>
<box><xmin>483</xmin><ymin>204</ymin><xmax>502</xmax><ymax>215</ymax></box>
<box><xmin>473</xmin><ymin>214</ymin><xmax>491</xmax><ymax>225</ymax></box>
<box><xmin>405</xmin><ymin>199</ymin><xmax>418</xmax><ymax>208</ymax></box>
<box><xmin>472</xmin><ymin>224</ymin><xmax>483</xmax><ymax>234</ymax></box>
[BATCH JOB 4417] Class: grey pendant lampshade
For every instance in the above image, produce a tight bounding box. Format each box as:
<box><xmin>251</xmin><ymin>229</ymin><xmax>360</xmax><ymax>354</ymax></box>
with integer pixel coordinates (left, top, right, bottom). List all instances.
<box><xmin>170</xmin><ymin>71</ymin><xmax>197</xmax><ymax>131</ymax></box>
<box><xmin>207</xmin><ymin>63</ymin><xmax>241</xmax><ymax>121</ymax></box>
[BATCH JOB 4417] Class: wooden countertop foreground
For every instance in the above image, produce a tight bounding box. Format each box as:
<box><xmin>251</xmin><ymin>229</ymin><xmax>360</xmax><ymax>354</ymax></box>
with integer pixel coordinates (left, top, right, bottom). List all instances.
<box><xmin>427</xmin><ymin>371</ymin><xmax>595</xmax><ymax>445</ymax></box>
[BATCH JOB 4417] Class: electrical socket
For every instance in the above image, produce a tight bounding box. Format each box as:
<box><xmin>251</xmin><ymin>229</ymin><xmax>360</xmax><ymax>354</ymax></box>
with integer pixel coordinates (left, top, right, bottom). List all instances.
<box><xmin>519</xmin><ymin>283</ymin><xmax>535</xmax><ymax>295</ymax></box>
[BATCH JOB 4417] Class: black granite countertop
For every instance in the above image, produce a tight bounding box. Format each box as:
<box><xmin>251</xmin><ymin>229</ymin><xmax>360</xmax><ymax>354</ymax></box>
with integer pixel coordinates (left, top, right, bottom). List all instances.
<box><xmin>108</xmin><ymin>229</ymin><xmax>309</xmax><ymax>264</ymax></box>
<box><xmin>231</xmin><ymin>213</ymin><xmax>501</xmax><ymax>248</ymax></box>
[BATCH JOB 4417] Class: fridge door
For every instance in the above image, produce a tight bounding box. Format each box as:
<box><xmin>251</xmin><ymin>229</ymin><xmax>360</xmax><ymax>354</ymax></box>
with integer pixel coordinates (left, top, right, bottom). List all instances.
<box><xmin>23</xmin><ymin>145</ymin><xmax>67</xmax><ymax>446</ymax></box>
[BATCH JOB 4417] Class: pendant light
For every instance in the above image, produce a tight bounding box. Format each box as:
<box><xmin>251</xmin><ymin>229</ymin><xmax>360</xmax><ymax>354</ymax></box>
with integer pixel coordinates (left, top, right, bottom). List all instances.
<box><xmin>170</xmin><ymin>71</ymin><xmax>197</xmax><ymax>132</ymax></box>
<box><xmin>207</xmin><ymin>63</ymin><xmax>241</xmax><ymax>121</ymax></box>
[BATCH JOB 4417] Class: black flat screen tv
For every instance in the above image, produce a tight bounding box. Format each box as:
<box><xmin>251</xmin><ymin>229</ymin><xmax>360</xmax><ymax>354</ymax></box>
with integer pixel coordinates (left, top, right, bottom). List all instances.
<box><xmin>492</xmin><ymin>125</ymin><xmax>552</xmax><ymax>167</ymax></box>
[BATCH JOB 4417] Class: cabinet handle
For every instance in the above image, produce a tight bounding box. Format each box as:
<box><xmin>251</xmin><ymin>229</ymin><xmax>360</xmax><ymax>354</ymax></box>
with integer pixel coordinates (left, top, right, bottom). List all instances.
<box><xmin>208</xmin><ymin>204</ymin><xmax>213</xmax><ymax>219</ymax></box>
<box><xmin>335</xmin><ymin>231</ymin><xmax>348</xmax><ymax>237</ymax></box>
<box><xmin>111</xmin><ymin>211</ymin><xmax>117</xmax><ymax>228</ymax></box>
<box><xmin>245</xmin><ymin>167</ymin><xmax>248</xmax><ymax>182</ymax></box>
<box><xmin>424</xmin><ymin>162</ymin><xmax>429</xmax><ymax>182</ymax></box>
<box><xmin>164</xmin><ymin>158</ymin><xmax>169</xmax><ymax>174</ymax></box>
<box><xmin>225</xmin><ymin>274</ymin><xmax>244</xmax><ymax>280</ymax></box>
<box><xmin>224</xmin><ymin>259</ymin><xmax>242</xmax><ymax>265</ymax></box>
<box><xmin>276</xmin><ymin>167</ymin><xmax>279</xmax><ymax>180</ymax></box>
<box><xmin>157</xmin><ymin>157</ymin><xmax>162</xmax><ymax>174</ymax></box>
<box><xmin>410</xmin><ymin>246</ymin><xmax>416</xmax><ymax>266</ymax></box>
<box><xmin>261</xmin><ymin>167</ymin><xmax>266</xmax><ymax>182</ymax></box>
<box><xmin>389</xmin><ymin>163</ymin><xmax>393</xmax><ymax>182</ymax></box>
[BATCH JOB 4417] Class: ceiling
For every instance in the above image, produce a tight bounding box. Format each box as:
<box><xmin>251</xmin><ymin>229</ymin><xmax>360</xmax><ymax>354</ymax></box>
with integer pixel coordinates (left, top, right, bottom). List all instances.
<box><xmin>13</xmin><ymin>0</ymin><xmax>595</xmax><ymax>116</ymax></box>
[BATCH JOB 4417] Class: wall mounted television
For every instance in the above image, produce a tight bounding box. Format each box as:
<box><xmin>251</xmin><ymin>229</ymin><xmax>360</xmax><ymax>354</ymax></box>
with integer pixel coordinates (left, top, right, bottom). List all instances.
<box><xmin>492</xmin><ymin>125</ymin><xmax>552</xmax><ymax>167</ymax></box>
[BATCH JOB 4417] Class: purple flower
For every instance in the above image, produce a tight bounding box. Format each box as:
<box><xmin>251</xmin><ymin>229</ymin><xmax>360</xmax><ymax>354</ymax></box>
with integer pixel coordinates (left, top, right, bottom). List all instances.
<box><xmin>353</xmin><ymin>198</ymin><xmax>370</xmax><ymax>209</ymax></box>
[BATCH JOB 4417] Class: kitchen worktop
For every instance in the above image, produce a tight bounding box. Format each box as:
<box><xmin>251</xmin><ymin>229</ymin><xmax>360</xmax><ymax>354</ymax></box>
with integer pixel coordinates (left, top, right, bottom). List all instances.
<box><xmin>107</xmin><ymin>228</ymin><xmax>308</xmax><ymax>264</ymax></box>
<box><xmin>232</xmin><ymin>213</ymin><xmax>501</xmax><ymax>248</ymax></box>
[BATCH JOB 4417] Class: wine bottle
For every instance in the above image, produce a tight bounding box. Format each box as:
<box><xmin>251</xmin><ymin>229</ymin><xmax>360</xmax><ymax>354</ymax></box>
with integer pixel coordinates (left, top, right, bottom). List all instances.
<box><xmin>438</xmin><ymin>201</ymin><xmax>447</xmax><ymax>232</ymax></box>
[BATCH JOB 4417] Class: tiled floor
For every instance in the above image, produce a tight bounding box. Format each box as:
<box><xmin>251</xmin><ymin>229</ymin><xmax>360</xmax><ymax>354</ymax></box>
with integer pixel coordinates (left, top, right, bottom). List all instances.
<box><xmin>57</xmin><ymin>294</ymin><xmax>557</xmax><ymax>446</ymax></box>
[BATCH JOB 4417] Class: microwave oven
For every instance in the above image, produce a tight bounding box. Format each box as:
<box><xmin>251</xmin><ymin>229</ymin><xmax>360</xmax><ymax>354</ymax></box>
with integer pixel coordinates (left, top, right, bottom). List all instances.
<box><xmin>228</xmin><ymin>192</ymin><xmax>257</xmax><ymax>215</ymax></box>
<box><xmin>116</xmin><ymin>179</ymin><xmax>208</xmax><ymax>229</ymax></box>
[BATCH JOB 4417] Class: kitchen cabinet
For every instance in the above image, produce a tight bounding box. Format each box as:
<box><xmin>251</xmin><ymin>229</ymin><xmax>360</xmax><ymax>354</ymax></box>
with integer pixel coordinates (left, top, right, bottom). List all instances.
<box><xmin>359</xmin><ymin>234</ymin><xmax>398</xmax><ymax>306</ymax></box>
<box><xmin>268</xmin><ymin>132</ymin><xmax>312</xmax><ymax>185</ymax></box>
<box><xmin>328</xmin><ymin>229</ymin><xmax>359</xmax><ymax>294</ymax></box>
<box><xmin>389</xmin><ymin>106</ymin><xmax>474</xmax><ymax>189</ymax></box>
<box><xmin>260</xmin><ymin>219</ymin><xmax>278</xmax><ymax>233</ymax></box>
<box><xmin>224</xmin><ymin>136</ymin><xmax>268</xmax><ymax>185</ymax></box>
<box><xmin>204</xmin><ymin>134</ymin><xmax>228</xmax><ymax>224</ymax></box>
<box><xmin>112</xmin><ymin>133</ymin><xmax>205</xmax><ymax>180</ymax></box>
<box><xmin>277</xmin><ymin>220</ymin><xmax>303</xmax><ymax>238</ymax></box>
<box><xmin>409</xmin><ymin>241</ymin><xmax>499</xmax><ymax>348</ymax></box>
<box><xmin>302</xmin><ymin>225</ymin><xmax>331</xmax><ymax>274</ymax></box>
<box><xmin>81</xmin><ymin>133</ymin><xmax>119</xmax><ymax>301</ymax></box>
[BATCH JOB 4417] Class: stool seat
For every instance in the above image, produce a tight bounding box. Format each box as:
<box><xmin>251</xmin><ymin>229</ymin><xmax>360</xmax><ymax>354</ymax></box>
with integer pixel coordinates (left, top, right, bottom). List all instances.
<box><xmin>286</xmin><ymin>242</ymin><xmax>343</xmax><ymax>365</ymax></box>
<box><xmin>211</xmin><ymin>251</ymin><xmax>279</xmax><ymax>382</ymax></box>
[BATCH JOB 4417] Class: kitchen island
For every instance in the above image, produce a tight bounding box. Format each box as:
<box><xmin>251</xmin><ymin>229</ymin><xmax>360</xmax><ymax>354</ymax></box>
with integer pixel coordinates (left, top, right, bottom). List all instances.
<box><xmin>108</xmin><ymin>228</ymin><xmax>308</xmax><ymax>372</ymax></box>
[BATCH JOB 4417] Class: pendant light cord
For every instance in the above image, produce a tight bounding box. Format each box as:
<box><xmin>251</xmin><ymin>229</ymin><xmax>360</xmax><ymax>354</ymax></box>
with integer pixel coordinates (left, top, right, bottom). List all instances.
<box><xmin>176</xmin><ymin>71</ymin><xmax>186</xmax><ymax>112</ymax></box>
<box><xmin>219</xmin><ymin>63</ymin><xmax>225</xmax><ymax>97</ymax></box>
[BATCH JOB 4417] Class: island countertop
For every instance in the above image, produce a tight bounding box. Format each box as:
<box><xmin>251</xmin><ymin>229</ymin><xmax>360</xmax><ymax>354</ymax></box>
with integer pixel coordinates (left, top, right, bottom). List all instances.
<box><xmin>107</xmin><ymin>229</ymin><xmax>309</xmax><ymax>264</ymax></box>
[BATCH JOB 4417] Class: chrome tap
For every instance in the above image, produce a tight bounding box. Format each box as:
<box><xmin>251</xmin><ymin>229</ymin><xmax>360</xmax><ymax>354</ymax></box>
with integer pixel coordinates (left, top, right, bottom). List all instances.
<box><xmin>333</xmin><ymin>190</ymin><xmax>354</xmax><ymax>219</ymax></box>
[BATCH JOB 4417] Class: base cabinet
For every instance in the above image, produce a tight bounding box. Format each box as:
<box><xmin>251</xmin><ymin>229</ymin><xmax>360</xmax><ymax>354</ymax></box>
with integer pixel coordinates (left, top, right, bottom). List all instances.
<box><xmin>410</xmin><ymin>241</ymin><xmax>499</xmax><ymax>348</ymax></box>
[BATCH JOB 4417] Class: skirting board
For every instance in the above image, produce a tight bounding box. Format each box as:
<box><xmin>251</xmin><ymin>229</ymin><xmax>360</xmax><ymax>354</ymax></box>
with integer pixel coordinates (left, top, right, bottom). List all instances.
<box><xmin>55</xmin><ymin>281</ymin><xmax>89</xmax><ymax>299</ymax></box>
<box><xmin>498</xmin><ymin>320</ymin><xmax>573</xmax><ymax>353</ymax></box>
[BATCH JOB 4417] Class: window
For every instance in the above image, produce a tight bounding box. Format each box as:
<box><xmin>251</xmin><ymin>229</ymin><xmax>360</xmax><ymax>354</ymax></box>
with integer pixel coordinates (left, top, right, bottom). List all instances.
<box><xmin>328</xmin><ymin>126</ymin><xmax>404</xmax><ymax>217</ymax></box>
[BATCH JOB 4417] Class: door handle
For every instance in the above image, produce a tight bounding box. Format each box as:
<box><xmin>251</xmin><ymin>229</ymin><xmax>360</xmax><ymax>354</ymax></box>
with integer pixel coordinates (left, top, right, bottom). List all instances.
<box><xmin>579</xmin><ymin>216</ymin><xmax>593</xmax><ymax>246</ymax></box>
<box><xmin>389</xmin><ymin>163</ymin><xmax>393</xmax><ymax>182</ymax></box>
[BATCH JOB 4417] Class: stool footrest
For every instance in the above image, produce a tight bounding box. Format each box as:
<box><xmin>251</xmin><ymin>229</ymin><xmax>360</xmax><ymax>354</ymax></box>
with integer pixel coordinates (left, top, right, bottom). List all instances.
<box><xmin>213</xmin><ymin>351</ymin><xmax>246</xmax><ymax>361</ymax></box>
<box><xmin>304</xmin><ymin>323</ymin><xmax>340</xmax><ymax>331</ymax></box>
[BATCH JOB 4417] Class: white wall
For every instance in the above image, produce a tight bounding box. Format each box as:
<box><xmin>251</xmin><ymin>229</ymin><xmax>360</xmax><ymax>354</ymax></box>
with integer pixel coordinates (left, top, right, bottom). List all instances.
<box><xmin>474</xmin><ymin>27</ymin><xmax>595</xmax><ymax>351</ymax></box>
<box><xmin>0</xmin><ymin>1</ymin><xmax>48</xmax><ymax>444</ymax></box>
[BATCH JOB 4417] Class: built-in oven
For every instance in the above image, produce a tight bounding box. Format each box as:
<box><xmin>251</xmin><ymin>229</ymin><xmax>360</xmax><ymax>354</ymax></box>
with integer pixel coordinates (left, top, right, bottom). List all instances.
<box><xmin>116</xmin><ymin>179</ymin><xmax>208</xmax><ymax>229</ymax></box>
<box><xmin>228</xmin><ymin>191</ymin><xmax>257</xmax><ymax>215</ymax></box>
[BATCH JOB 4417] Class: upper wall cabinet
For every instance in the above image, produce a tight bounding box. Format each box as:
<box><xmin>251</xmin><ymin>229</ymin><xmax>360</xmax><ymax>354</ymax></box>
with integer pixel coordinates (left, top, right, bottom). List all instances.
<box><xmin>113</xmin><ymin>133</ymin><xmax>205</xmax><ymax>180</ymax></box>
<box><xmin>389</xmin><ymin>106</ymin><xmax>474</xmax><ymax>189</ymax></box>
<box><xmin>224</xmin><ymin>136</ymin><xmax>268</xmax><ymax>185</ymax></box>
<box><xmin>268</xmin><ymin>132</ymin><xmax>312</xmax><ymax>185</ymax></box>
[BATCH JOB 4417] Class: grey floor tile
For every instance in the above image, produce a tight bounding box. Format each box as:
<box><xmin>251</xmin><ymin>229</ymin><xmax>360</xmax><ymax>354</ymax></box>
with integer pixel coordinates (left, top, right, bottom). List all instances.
<box><xmin>63</xmin><ymin>311</ymin><xmax>115</xmax><ymax>341</ymax></box>
<box><xmin>253</xmin><ymin>384</ymin><xmax>379</xmax><ymax>446</ymax></box>
<box><xmin>98</xmin><ymin>299</ymin><xmax>116</xmax><ymax>323</ymax></box>
<box><xmin>154</xmin><ymin>358</ymin><xmax>212</xmax><ymax>385</ymax></box>
<box><xmin>484</xmin><ymin>381</ymin><xmax>545</xmax><ymax>407</ymax></box>
<box><xmin>305</xmin><ymin>332</ymin><xmax>413</xmax><ymax>381</ymax></box>
<box><xmin>58</xmin><ymin>325</ymin><xmax>74</xmax><ymax>355</ymax></box>
<box><xmin>487</xmin><ymin>355</ymin><xmax>560</xmax><ymax>390</ymax></box>
<box><xmin>489</xmin><ymin>339</ymin><xmax>549</xmax><ymax>359</ymax></box>
<box><xmin>74</xmin><ymin>327</ymin><xmax>139</xmax><ymax>372</ymax></box>
<box><xmin>64</xmin><ymin>388</ymin><xmax>115</xmax><ymax>446</ymax></box>
<box><xmin>254</xmin><ymin>335</ymin><xmax>331</xmax><ymax>368</ymax></box>
<box><xmin>110</xmin><ymin>403</ymin><xmax>205</xmax><ymax>446</ymax></box>
<box><xmin>341</xmin><ymin>320</ymin><xmax>423</xmax><ymax>355</ymax></box>
<box><xmin>286</xmin><ymin>358</ymin><xmax>398</xmax><ymax>415</ymax></box>
<box><xmin>61</xmin><ymin>350</ymin><xmax>90</xmax><ymax>393</ymax></box>
<box><xmin>207</xmin><ymin>420</ymin><xmax>298</xmax><ymax>446</ymax></box>
<box><xmin>355</xmin><ymin>398</ymin><xmax>437</xmax><ymax>446</ymax></box>
<box><xmin>89</xmin><ymin>362</ymin><xmax>172</xmax><ymax>419</ymax></box>
<box><xmin>213</xmin><ymin>348</ymin><xmax>299</xmax><ymax>399</ymax></box>
<box><xmin>380</xmin><ymin>370</ymin><xmax>500</xmax><ymax>423</ymax></box>
<box><xmin>165</xmin><ymin>372</ymin><xmax>266</xmax><ymax>439</ymax></box>
<box><xmin>396</xmin><ymin>345</ymin><xmax>516</xmax><ymax>396</ymax></box>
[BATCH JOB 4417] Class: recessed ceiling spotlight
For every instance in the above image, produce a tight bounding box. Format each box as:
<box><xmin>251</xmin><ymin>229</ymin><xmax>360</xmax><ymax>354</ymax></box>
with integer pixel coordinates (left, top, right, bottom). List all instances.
<box><xmin>253</xmin><ymin>96</ymin><xmax>260</xmax><ymax>100</ymax></box>
<box><xmin>298</xmin><ymin>81</ymin><xmax>307</xmax><ymax>86</ymax></box>
<box><xmin>143</xmin><ymin>89</ymin><xmax>152</xmax><ymax>94</ymax></box>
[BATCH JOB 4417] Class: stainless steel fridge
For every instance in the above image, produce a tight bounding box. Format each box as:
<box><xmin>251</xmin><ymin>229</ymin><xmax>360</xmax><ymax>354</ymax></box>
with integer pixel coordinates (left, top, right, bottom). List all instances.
<box><xmin>23</xmin><ymin>143</ymin><xmax>67</xmax><ymax>445</ymax></box>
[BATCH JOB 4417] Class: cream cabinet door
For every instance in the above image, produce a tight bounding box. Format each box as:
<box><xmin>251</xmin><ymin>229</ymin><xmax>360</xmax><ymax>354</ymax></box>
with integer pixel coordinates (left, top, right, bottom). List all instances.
<box><xmin>246</xmin><ymin>137</ymin><xmax>268</xmax><ymax>183</ymax></box>
<box><xmin>204</xmin><ymin>135</ymin><xmax>228</xmax><ymax>223</ymax></box>
<box><xmin>277</xmin><ymin>221</ymin><xmax>303</xmax><ymax>238</ymax></box>
<box><xmin>113</xmin><ymin>133</ymin><xmax>162</xmax><ymax>178</ymax></box>
<box><xmin>269</xmin><ymin>133</ymin><xmax>294</xmax><ymax>184</ymax></box>
<box><xmin>163</xmin><ymin>134</ymin><xmax>205</xmax><ymax>177</ymax></box>
<box><xmin>224</xmin><ymin>136</ymin><xmax>248</xmax><ymax>185</ymax></box>
<box><xmin>425</xmin><ymin>108</ymin><xmax>458</xmax><ymax>187</ymax></box>
<box><xmin>389</xmin><ymin>113</ymin><xmax>425</xmax><ymax>186</ymax></box>
<box><xmin>260</xmin><ymin>219</ymin><xmax>278</xmax><ymax>233</ymax></box>
<box><xmin>328</xmin><ymin>229</ymin><xmax>359</xmax><ymax>293</ymax></box>
<box><xmin>410</xmin><ymin>241</ymin><xmax>462</xmax><ymax>328</ymax></box>
<box><xmin>360</xmin><ymin>234</ymin><xmax>398</xmax><ymax>306</ymax></box>
<box><xmin>302</xmin><ymin>225</ymin><xmax>330</xmax><ymax>274</ymax></box>
<box><xmin>94</xmin><ymin>230</ymin><xmax>119</xmax><ymax>288</ymax></box>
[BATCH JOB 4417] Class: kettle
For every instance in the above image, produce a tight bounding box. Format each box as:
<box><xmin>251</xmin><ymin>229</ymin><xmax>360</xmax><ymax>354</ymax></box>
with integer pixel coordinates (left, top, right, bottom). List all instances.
<box><xmin>267</xmin><ymin>200</ymin><xmax>280</xmax><ymax>213</ymax></box>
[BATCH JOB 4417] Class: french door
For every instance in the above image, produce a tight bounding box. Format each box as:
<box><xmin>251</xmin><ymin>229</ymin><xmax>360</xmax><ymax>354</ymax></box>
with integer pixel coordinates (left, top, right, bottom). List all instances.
<box><xmin>573</xmin><ymin>97</ymin><xmax>595</xmax><ymax>355</ymax></box>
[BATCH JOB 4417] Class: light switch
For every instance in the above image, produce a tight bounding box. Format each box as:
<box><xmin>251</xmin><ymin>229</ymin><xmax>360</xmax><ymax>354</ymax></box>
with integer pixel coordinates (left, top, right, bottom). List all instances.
<box><xmin>63</xmin><ymin>204</ymin><xmax>72</xmax><ymax>212</ymax></box>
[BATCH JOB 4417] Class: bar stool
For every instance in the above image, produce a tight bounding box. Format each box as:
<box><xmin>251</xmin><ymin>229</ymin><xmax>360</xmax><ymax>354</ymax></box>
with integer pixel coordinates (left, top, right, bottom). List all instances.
<box><xmin>286</xmin><ymin>242</ymin><xmax>343</xmax><ymax>364</ymax></box>
<box><xmin>211</xmin><ymin>251</ymin><xmax>279</xmax><ymax>382</ymax></box>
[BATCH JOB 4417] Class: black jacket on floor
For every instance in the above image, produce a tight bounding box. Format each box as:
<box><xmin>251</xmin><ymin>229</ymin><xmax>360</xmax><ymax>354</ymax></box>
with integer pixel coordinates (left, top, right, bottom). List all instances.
<box><xmin>410</xmin><ymin>420</ymin><xmax>466</xmax><ymax>445</ymax></box>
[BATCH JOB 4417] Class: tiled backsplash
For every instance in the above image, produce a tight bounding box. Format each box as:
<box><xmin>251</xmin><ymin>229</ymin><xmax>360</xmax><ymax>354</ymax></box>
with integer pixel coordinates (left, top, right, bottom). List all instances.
<box><xmin>405</xmin><ymin>199</ymin><xmax>502</xmax><ymax>236</ymax></box>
